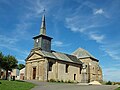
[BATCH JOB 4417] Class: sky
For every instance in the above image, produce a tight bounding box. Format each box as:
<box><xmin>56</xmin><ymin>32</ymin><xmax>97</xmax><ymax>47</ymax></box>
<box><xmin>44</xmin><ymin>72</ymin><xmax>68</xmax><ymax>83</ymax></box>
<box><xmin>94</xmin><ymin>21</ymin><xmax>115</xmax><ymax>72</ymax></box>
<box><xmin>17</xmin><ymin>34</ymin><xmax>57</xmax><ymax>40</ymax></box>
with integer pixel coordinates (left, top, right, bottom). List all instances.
<box><xmin>0</xmin><ymin>0</ymin><xmax>120</xmax><ymax>82</ymax></box>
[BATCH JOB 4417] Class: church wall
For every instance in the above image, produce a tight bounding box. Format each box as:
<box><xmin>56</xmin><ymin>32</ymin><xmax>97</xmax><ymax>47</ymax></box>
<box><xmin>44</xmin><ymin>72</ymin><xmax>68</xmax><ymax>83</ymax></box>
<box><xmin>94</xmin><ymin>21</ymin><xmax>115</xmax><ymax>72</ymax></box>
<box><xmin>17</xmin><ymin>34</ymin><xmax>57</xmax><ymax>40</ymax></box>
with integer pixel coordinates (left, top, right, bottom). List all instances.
<box><xmin>38</xmin><ymin>61</ymin><xmax>44</xmax><ymax>81</ymax></box>
<box><xmin>79</xmin><ymin>58</ymin><xmax>102</xmax><ymax>82</ymax></box>
<box><xmin>26</xmin><ymin>62</ymin><xmax>32</xmax><ymax>80</ymax></box>
<box><xmin>97</xmin><ymin>67</ymin><xmax>103</xmax><ymax>82</ymax></box>
<box><xmin>48</xmin><ymin>59</ymin><xmax>82</xmax><ymax>82</ymax></box>
<box><xmin>25</xmin><ymin>58</ymin><xmax>47</xmax><ymax>81</ymax></box>
<box><xmin>44</xmin><ymin>59</ymin><xmax>48</xmax><ymax>81</ymax></box>
<box><xmin>47</xmin><ymin>59</ymin><xmax>58</xmax><ymax>80</ymax></box>
<box><xmin>58</xmin><ymin>62</ymin><xmax>81</xmax><ymax>82</ymax></box>
<box><xmin>25</xmin><ymin>55</ymin><xmax>102</xmax><ymax>82</ymax></box>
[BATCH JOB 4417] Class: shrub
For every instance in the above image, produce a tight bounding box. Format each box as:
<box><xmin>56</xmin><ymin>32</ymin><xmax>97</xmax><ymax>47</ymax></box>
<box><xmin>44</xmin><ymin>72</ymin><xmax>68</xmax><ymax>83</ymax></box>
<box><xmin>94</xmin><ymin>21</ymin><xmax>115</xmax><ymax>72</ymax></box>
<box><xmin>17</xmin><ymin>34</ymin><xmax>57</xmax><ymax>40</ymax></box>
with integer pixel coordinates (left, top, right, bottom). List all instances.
<box><xmin>70</xmin><ymin>81</ymin><xmax>74</xmax><ymax>83</ymax></box>
<box><xmin>68</xmin><ymin>80</ymin><xmax>73</xmax><ymax>83</ymax></box>
<box><xmin>56</xmin><ymin>80</ymin><xmax>60</xmax><ymax>82</ymax></box>
<box><xmin>49</xmin><ymin>79</ymin><xmax>56</xmax><ymax>82</ymax></box>
<box><xmin>106</xmin><ymin>81</ymin><xmax>112</xmax><ymax>85</ymax></box>
<box><xmin>65</xmin><ymin>80</ymin><xmax>68</xmax><ymax>83</ymax></box>
<box><xmin>61</xmin><ymin>80</ymin><xmax>64</xmax><ymax>83</ymax></box>
<box><xmin>113</xmin><ymin>82</ymin><xmax>120</xmax><ymax>85</ymax></box>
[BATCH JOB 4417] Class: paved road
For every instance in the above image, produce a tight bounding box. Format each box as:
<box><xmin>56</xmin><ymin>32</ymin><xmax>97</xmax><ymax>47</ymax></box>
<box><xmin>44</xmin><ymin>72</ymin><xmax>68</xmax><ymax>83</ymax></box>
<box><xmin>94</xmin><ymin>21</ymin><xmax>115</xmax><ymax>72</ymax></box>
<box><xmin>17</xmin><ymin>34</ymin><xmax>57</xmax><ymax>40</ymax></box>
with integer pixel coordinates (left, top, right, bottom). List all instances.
<box><xmin>26</xmin><ymin>80</ymin><xmax>118</xmax><ymax>90</ymax></box>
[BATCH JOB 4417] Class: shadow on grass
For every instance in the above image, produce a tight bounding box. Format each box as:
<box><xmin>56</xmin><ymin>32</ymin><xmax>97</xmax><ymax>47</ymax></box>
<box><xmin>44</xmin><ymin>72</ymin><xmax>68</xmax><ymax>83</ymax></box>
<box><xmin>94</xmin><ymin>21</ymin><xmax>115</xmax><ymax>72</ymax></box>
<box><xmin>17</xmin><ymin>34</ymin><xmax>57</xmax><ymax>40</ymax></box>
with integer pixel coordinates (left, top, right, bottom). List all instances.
<box><xmin>0</xmin><ymin>80</ymin><xmax>25</xmax><ymax>84</ymax></box>
<box><xmin>15</xmin><ymin>80</ymin><xmax>25</xmax><ymax>82</ymax></box>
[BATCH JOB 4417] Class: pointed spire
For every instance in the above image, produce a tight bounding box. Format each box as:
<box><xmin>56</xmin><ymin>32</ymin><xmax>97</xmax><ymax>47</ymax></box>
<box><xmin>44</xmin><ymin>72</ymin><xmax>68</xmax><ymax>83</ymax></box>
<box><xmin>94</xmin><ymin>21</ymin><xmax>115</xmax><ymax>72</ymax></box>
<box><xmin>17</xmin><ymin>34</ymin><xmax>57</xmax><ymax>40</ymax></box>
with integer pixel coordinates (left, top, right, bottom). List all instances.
<box><xmin>40</xmin><ymin>9</ymin><xmax>46</xmax><ymax>35</ymax></box>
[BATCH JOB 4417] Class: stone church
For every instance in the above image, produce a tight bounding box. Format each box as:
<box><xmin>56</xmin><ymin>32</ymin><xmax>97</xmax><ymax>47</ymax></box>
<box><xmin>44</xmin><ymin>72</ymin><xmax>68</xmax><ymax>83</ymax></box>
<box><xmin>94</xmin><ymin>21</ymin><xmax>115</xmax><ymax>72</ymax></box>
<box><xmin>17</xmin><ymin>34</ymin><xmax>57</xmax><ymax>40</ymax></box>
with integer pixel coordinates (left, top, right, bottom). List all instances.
<box><xmin>25</xmin><ymin>14</ymin><xmax>102</xmax><ymax>83</ymax></box>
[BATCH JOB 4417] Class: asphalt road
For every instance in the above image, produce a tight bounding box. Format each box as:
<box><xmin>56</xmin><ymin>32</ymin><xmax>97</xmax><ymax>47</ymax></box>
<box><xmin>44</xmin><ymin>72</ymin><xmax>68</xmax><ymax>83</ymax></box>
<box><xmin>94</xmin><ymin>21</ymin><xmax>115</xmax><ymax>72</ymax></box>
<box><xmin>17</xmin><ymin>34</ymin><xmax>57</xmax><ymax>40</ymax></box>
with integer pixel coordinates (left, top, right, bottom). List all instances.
<box><xmin>26</xmin><ymin>80</ymin><xmax>119</xmax><ymax>90</ymax></box>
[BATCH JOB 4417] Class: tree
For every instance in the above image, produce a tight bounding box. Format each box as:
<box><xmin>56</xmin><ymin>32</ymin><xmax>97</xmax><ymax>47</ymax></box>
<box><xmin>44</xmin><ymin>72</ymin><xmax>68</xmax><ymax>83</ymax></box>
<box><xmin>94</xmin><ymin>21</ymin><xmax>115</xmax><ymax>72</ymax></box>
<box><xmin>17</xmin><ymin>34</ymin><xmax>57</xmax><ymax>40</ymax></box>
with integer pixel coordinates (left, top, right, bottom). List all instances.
<box><xmin>106</xmin><ymin>81</ymin><xmax>112</xmax><ymax>85</ymax></box>
<box><xmin>0</xmin><ymin>52</ymin><xmax>4</xmax><ymax>67</ymax></box>
<box><xmin>0</xmin><ymin>52</ymin><xmax>4</xmax><ymax>78</ymax></box>
<box><xmin>18</xmin><ymin>64</ymin><xmax>25</xmax><ymax>70</ymax></box>
<box><xmin>1</xmin><ymin>55</ymin><xmax>18</xmax><ymax>80</ymax></box>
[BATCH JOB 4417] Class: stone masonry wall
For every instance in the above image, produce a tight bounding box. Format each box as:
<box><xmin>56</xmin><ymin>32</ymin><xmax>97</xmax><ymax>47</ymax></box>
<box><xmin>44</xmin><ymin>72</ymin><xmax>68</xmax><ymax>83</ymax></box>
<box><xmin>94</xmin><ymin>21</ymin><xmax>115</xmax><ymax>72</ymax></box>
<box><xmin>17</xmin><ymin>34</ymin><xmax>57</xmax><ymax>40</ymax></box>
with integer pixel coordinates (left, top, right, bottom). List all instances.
<box><xmin>48</xmin><ymin>59</ymin><xmax>82</xmax><ymax>82</ymax></box>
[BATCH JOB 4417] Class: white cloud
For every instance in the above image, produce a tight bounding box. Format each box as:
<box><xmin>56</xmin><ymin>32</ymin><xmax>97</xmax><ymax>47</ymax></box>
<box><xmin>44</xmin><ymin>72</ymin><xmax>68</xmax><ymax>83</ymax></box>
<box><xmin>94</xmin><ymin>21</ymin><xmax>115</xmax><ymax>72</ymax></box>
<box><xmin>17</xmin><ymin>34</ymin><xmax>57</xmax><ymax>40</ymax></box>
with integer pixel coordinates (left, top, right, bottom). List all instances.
<box><xmin>89</xmin><ymin>33</ymin><xmax>105</xmax><ymax>43</ymax></box>
<box><xmin>100</xmin><ymin>43</ymin><xmax>120</xmax><ymax>60</ymax></box>
<box><xmin>52</xmin><ymin>41</ymin><xmax>71</xmax><ymax>47</ymax></box>
<box><xmin>12</xmin><ymin>0</ymin><xmax>58</xmax><ymax>39</ymax></box>
<box><xmin>65</xmin><ymin>1</ymin><xmax>109</xmax><ymax>44</ymax></box>
<box><xmin>25</xmin><ymin>0</ymin><xmax>45</xmax><ymax>18</ymax></box>
<box><xmin>66</xmin><ymin>17</ymin><xmax>99</xmax><ymax>33</ymax></box>
<box><xmin>0</xmin><ymin>35</ymin><xmax>18</xmax><ymax>45</ymax></box>
<box><xmin>65</xmin><ymin>1</ymin><xmax>120</xmax><ymax>61</ymax></box>
<box><xmin>52</xmin><ymin>41</ymin><xmax>63</xmax><ymax>47</ymax></box>
<box><xmin>11</xmin><ymin>0</ymin><xmax>48</xmax><ymax>41</ymax></box>
<box><xmin>105</xmin><ymin>50</ymin><xmax>120</xmax><ymax>60</ymax></box>
<box><xmin>65</xmin><ymin>15</ymin><xmax>105</xmax><ymax>43</ymax></box>
<box><xmin>66</xmin><ymin>17</ymin><xmax>95</xmax><ymax>33</ymax></box>
<box><xmin>14</xmin><ymin>22</ymin><xmax>32</xmax><ymax>40</ymax></box>
<box><xmin>25</xmin><ymin>0</ymin><xmax>57</xmax><ymax>18</ymax></box>
<box><xmin>0</xmin><ymin>34</ymin><xmax>29</xmax><ymax>58</ymax></box>
<box><xmin>94</xmin><ymin>9</ymin><xmax>104</xmax><ymax>15</ymax></box>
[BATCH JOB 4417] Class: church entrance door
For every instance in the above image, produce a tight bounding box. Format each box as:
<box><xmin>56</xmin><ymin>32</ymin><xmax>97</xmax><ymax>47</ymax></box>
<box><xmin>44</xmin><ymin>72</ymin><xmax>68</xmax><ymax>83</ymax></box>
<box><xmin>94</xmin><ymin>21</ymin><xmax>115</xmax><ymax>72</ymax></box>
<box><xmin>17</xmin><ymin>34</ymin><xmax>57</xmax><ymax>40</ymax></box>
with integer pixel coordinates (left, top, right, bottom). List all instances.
<box><xmin>33</xmin><ymin>67</ymin><xmax>36</xmax><ymax>79</ymax></box>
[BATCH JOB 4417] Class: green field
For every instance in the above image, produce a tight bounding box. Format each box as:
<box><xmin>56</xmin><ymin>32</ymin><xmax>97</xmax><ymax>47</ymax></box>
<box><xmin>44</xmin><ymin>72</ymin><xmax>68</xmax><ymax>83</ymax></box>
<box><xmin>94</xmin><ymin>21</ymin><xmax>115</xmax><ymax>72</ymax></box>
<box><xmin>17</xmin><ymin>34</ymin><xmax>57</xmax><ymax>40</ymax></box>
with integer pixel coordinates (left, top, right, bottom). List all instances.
<box><xmin>0</xmin><ymin>80</ymin><xmax>35</xmax><ymax>90</ymax></box>
<box><xmin>115</xmin><ymin>87</ymin><xmax>120</xmax><ymax>90</ymax></box>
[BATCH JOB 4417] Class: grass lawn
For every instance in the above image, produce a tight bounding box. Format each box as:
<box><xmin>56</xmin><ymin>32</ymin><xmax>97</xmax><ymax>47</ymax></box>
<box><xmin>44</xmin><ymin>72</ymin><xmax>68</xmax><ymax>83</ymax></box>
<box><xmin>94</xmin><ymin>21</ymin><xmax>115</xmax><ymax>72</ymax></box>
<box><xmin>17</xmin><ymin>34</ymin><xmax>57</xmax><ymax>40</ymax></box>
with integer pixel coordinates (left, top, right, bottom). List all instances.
<box><xmin>115</xmin><ymin>87</ymin><xmax>120</xmax><ymax>90</ymax></box>
<box><xmin>0</xmin><ymin>80</ymin><xmax>35</xmax><ymax>90</ymax></box>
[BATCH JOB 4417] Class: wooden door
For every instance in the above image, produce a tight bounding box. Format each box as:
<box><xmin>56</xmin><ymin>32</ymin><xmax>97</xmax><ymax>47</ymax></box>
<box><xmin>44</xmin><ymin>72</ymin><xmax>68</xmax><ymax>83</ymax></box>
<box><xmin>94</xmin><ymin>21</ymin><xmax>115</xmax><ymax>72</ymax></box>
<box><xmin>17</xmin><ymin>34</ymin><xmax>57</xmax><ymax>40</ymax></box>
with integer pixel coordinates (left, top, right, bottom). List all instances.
<box><xmin>33</xmin><ymin>67</ymin><xmax>36</xmax><ymax>79</ymax></box>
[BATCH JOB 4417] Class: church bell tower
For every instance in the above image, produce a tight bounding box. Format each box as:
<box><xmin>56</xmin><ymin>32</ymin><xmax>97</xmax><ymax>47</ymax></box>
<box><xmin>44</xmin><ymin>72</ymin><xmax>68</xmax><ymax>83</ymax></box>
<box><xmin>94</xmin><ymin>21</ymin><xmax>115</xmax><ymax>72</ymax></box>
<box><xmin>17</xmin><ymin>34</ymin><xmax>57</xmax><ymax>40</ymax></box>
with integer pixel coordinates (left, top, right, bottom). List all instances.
<box><xmin>33</xmin><ymin>14</ymin><xmax>52</xmax><ymax>52</ymax></box>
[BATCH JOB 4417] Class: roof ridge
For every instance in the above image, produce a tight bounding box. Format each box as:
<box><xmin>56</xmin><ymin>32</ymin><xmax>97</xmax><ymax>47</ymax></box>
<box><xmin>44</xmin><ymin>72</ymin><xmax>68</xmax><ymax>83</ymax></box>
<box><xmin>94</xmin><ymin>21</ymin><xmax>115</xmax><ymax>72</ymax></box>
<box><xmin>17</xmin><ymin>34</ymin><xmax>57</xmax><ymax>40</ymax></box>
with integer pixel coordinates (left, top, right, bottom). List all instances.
<box><xmin>72</xmin><ymin>48</ymin><xmax>96</xmax><ymax>59</ymax></box>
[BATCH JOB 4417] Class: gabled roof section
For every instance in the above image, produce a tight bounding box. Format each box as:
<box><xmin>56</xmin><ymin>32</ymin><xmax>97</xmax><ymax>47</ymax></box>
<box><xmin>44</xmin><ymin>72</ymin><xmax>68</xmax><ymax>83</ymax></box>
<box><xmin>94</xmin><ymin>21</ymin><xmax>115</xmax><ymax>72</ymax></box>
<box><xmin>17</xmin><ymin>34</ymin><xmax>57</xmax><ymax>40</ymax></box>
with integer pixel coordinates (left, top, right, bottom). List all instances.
<box><xmin>26</xmin><ymin>49</ymin><xmax>44</xmax><ymax>60</ymax></box>
<box><xmin>72</xmin><ymin>48</ymin><xmax>97</xmax><ymax>60</ymax></box>
<box><xmin>41</xmin><ymin>50</ymin><xmax>82</xmax><ymax>65</ymax></box>
<box><xmin>42</xmin><ymin>51</ymin><xmax>57</xmax><ymax>59</ymax></box>
<box><xmin>26</xmin><ymin>48</ymin><xmax>82</xmax><ymax>64</ymax></box>
<box><xmin>52</xmin><ymin>51</ymin><xmax>82</xmax><ymax>64</ymax></box>
<box><xmin>65</xmin><ymin>54</ymin><xmax>82</xmax><ymax>64</ymax></box>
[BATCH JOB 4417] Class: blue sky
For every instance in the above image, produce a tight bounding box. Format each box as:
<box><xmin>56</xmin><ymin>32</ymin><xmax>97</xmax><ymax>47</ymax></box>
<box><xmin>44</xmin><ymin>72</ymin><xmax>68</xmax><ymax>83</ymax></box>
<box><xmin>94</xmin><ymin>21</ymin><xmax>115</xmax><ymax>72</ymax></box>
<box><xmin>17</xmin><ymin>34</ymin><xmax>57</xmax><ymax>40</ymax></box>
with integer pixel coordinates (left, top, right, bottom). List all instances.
<box><xmin>0</xmin><ymin>0</ymin><xmax>120</xmax><ymax>82</ymax></box>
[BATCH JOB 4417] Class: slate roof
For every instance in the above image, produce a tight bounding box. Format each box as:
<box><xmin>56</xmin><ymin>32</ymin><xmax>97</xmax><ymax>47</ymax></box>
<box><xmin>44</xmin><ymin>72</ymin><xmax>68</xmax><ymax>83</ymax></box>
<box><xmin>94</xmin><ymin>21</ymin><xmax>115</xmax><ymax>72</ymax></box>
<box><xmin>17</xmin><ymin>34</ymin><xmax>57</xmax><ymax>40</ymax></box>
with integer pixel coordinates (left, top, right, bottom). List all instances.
<box><xmin>41</xmin><ymin>51</ymin><xmax>82</xmax><ymax>64</ymax></box>
<box><xmin>42</xmin><ymin>51</ymin><xmax>56</xmax><ymax>59</ymax></box>
<box><xmin>72</xmin><ymin>48</ymin><xmax>97</xmax><ymax>59</ymax></box>
<box><xmin>27</xmin><ymin>48</ymin><xmax>98</xmax><ymax>64</ymax></box>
